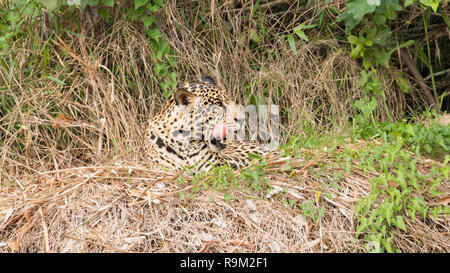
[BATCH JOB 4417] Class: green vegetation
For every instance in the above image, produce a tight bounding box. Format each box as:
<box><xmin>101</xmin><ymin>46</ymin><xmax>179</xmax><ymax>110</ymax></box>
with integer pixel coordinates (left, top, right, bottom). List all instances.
<box><xmin>129</xmin><ymin>0</ymin><xmax>178</xmax><ymax>98</ymax></box>
<box><xmin>188</xmin><ymin>112</ymin><xmax>449</xmax><ymax>252</ymax></box>
<box><xmin>351</xmin><ymin>117</ymin><xmax>449</xmax><ymax>252</ymax></box>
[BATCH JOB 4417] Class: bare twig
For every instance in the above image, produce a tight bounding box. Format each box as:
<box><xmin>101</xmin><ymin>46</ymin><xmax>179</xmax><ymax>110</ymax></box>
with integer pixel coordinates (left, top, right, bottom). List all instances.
<box><xmin>38</xmin><ymin>208</ymin><xmax>50</xmax><ymax>253</ymax></box>
<box><xmin>424</xmin><ymin>68</ymin><xmax>450</xmax><ymax>81</ymax></box>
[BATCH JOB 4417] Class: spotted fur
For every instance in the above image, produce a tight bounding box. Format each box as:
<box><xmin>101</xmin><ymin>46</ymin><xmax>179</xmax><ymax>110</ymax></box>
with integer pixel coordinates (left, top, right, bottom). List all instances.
<box><xmin>144</xmin><ymin>78</ymin><xmax>264</xmax><ymax>173</ymax></box>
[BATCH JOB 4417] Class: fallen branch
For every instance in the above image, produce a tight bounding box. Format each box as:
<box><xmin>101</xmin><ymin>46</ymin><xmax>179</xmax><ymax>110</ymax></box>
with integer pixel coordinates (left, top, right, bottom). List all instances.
<box><xmin>399</xmin><ymin>50</ymin><xmax>440</xmax><ymax>114</ymax></box>
<box><xmin>424</xmin><ymin>68</ymin><xmax>450</xmax><ymax>81</ymax></box>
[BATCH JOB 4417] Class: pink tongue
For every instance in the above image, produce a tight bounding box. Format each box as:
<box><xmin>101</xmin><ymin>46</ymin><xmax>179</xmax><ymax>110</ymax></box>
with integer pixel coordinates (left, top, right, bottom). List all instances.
<box><xmin>212</xmin><ymin>123</ymin><xmax>228</xmax><ymax>139</ymax></box>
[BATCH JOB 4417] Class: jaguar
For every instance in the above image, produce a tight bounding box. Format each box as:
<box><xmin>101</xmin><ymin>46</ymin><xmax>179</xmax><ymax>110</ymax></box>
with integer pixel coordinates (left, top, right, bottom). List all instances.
<box><xmin>144</xmin><ymin>77</ymin><xmax>267</xmax><ymax>173</ymax></box>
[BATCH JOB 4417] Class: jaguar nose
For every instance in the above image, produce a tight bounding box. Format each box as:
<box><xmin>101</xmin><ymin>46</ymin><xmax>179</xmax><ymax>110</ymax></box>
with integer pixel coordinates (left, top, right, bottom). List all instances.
<box><xmin>212</xmin><ymin>122</ymin><xmax>228</xmax><ymax>139</ymax></box>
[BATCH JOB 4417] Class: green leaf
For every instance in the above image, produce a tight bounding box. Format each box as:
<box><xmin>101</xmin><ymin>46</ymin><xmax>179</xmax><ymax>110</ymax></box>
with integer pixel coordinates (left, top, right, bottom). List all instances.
<box><xmin>147</xmin><ymin>28</ymin><xmax>161</xmax><ymax>42</ymax></box>
<box><xmin>348</xmin><ymin>35</ymin><xmax>359</xmax><ymax>44</ymax></box>
<box><xmin>88</xmin><ymin>0</ymin><xmax>100</xmax><ymax>6</ymax></box>
<box><xmin>364</xmin><ymin>39</ymin><xmax>373</xmax><ymax>46</ymax></box>
<box><xmin>388</xmin><ymin>40</ymin><xmax>415</xmax><ymax>55</ymax></box>
<box><xmin>441</xmin><ymin>10</ymin><xmax>450</xmax><ymax>29</ymax></box>
<box><xmin>131</xmin><ymin>5</ymin><xmax>146</xmax><ymax>21</ymax></box>
<box><xmin>251</xmin><ymin>30</ymin><xmax>262</xmax><ymax>44</ymax></box>
<box><xmin>366</xmin><ymin>26</ymin><xmax>377</xmax><ymax>40</ymax></box>
<box><xmin>359</xmin><ymin>70</ymin><xmax>369</xmax><ymax>86</ymax></box>
<box><xmin>147</xmin><ymin>3</ymin><xmax>160</xmax><ymax>13</ymax></box>
<box><xmin>376</xmin><ymin>0</ymin><xmax>402</xmax><ymax>15</ymax></box>
<box><xmin>40</xmin><ymin>0</ymin><xmax>58</xmax><ymax>10</ymax></box>
<box><xmin>394</xmin><ymin>215</ymin><xmax>407</xmax><ymax>232</ymax></box>
<box><xmin>168</xmin><ymin>71</ymin><xmax>177</xmax><ymax>82</ymax></box>
<box><xmin>342</xmin><ymin>0</ymin><xmax>378</xmax><ymax>27</ymax></box>
<box><xmin>351</xmin><ymin>43</ymin><xmax>362</xmax><ymax>59</ymax></box>
<box><xmin>397</xmin><ymin>76</ymin><xmax>411</xmax><ymax>94</ymax></box>
<box><xmin>404</xmin><ymin>0</ymin><xmax>416</xmax><ymax>6</ymax></box>
<box><xmin>79</xmin><ymin>0</ymin><xmax>88</xmax><ymax>10</ymax></box>
<box><xmin>156</xmin><ymin>39</ymin><xmax>168</xmax><ymax>60</ymax></box>
<box><xmin>372</xmin><ymin>28</ymin><xmax>391</xmax><ymax>46</ymax></box>
<box><xmin>356</xmin><ymin>217</ymin><xmax>368</xmax><ymax>236</ymax></box>
<box><xmin>167</xmin><ymin>55</ymin><xmax>178</xmax><ymax>68</ymax></box>
<box><xmin>287</xmin><ymin>34</ymin><xmax>297</xmax><ymax>56</ymax></box>
<box><xmin>134</xmin><ymin>0</ymin><xmax>148</xmax><ymax>10</ymax></box>
<box><xmin>295</xmin><ymin>22</ymin><xmax>317</xmax><ymax>31</ymax></box>
<box><xmin>363</xmin><ymin>58</ymin><xmax>371</xmax><ymax>70</ymax></box>
<box><xmin>385</xmin><ymin>202</ymin><xmax>393</xmax><ymax>226</ymax></box>
<box><xmin>103</xmin><ymin>0</ymin><xmax>114</xmax><ymax>7</ymax></box>
<box><xmin>337</xmin><ymin>13</ymin><xmax>359</xmax><ymax>27</ymax></box>
<box><xmin>141</xmin><ymin>15</ymin><xmax>155</xmax><ymax>29</ymax></box>
<box><xmin>385</xmin><ymin>5</ymin><xmax>397</xmax><ymax>20</ymax></box>
<box><xmin>367</xmin><ymin>0</ymin><xmax>381</xmax><ymax>5</ymax></box>
<box><xmin>99</xmin><ymin>8</ymin><xmax>109</xmax><ymax>22</ymax></box>
<box><xmin>409</xmin><ymin>208</ymin><xmax>416</xmax><ymax>222</ymax></box>
<box><xmin>47</xmin><ymin>75</ymin><xmax>65</xmax><ymax>85</ymax></box>
<box><xmin>294</xmin><ymin>28</ymin><xmax>309</xmax><ymax>42</ymax></box>
<box><xmin>419</xmin><ymin>0</ymin><xmax>440</xmax><ymax>13</ymax></box>
<box><xmin>153</xmin><ymin>0</ymin><xmax>164</xmax><ymax>8</ymax></box>
<box><xmin>371</xmin><ymin>40</ymin><xmax>413</xmax><ymax>67</ymax></box>
<box><xmin>374</xmin><ymin>13</ymin><xmax>386</xmax><ymax>25</ymax></box>
<box><xmin>302</xmin><ymin>24</ymin><xmax>318</xmax><ymax>30</ymax></box>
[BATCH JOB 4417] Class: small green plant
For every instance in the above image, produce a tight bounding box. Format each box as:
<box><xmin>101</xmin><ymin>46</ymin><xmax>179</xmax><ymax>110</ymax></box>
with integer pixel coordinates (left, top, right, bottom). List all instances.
<box><xmin>287</xmin><ymin>22</ymin><xmax>317</xmax><ymax>56</ymax></box>
<box><xmin>238</xmin><ymin>155</ymin><xmax>270</xmax><ymax>193</ymax></box>
<box><xmin>347</xmin><ymin>25</ymin><xmax>414</xmax><ymax>70</ymax></box>
<box><xmin>351</xmin><ymin>70</ymin><xmax>383</xmax><ymax>139</ymax></box>
<box><xmin>0</xmin><ymin>1</ymin><xmax>42</xmax><ymax>51</ymax></box>
<box><xmin>299</xmin><ymin>200</ymin><xmax>324</xmax><ymax>223</ymax></box>
<box><xmin>208</xmin><ymin>165</ymin><xmax>239</xmax><ymax>192</ymax></box>
<box><xmin>352</xmin><ymin>95</ymin><xmax>379</xmax><ymax>139</ymax></box>
<box><xmin>187</xmin><ymin>153</ymin><xmax>274</xmax><ymax>201</ymax></box>
<box><xmin>131</xmin><ymin>0</ymin><xmax>177</xmax><ymax>98</ymax></box>
<box><xmin>353</xmin><ymin>135</ymin><xmax>449</xmax><ymax>252</ymax></box>
<box><xmin>377</xmin><ymin>115</ymin><xmax>450</xmax><ymax>158</ymax></box>
<box><xmin>339</xmin><ymin>0</ymin><xmax>443</xmax><ymax>67</ymax></box>
<box><xmin>339</xmin><ymin>0</ymin><xmax>416</xmax><ymax>69</ymax></box>
<box><xmin>183</xmin><ymin>165</ymin><xmax>235</xmax><ymax>199</ymax></box>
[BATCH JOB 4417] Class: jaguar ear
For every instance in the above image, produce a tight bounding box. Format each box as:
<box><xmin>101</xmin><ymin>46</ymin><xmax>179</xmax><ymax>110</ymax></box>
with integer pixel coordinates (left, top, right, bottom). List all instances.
<box><xmin>174</xmin><ymin>88</ymin><xmax>196</xmax><ymax>105</ymax></box>
<box><xmin>202</xmin><ymin>76</ymin><xmax>216</xmax><ymax>85</ymax></box>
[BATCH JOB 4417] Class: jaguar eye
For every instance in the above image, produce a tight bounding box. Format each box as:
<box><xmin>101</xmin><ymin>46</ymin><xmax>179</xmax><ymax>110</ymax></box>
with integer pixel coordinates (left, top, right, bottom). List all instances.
<box><xmin>173</xmin><ymin>128</ymin><xmax>188</xmax><ymax>137</ymax></box>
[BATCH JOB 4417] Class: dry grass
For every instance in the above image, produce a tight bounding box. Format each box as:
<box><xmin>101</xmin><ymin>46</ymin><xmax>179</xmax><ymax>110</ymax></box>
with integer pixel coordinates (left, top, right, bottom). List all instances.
<box><xmin>1</xmin><ymin>146</ymin><xmax>448</xmax><ymax>253</ymax></box>
<box><xmin>0</xmin><ymin>1</ymin><xmax>447</xmax><ymax>253</ymax></box>
<box><xmin>0</xmin><ymin>1</ymin><xmax>420</xmax><ymax>170</ymax></box>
